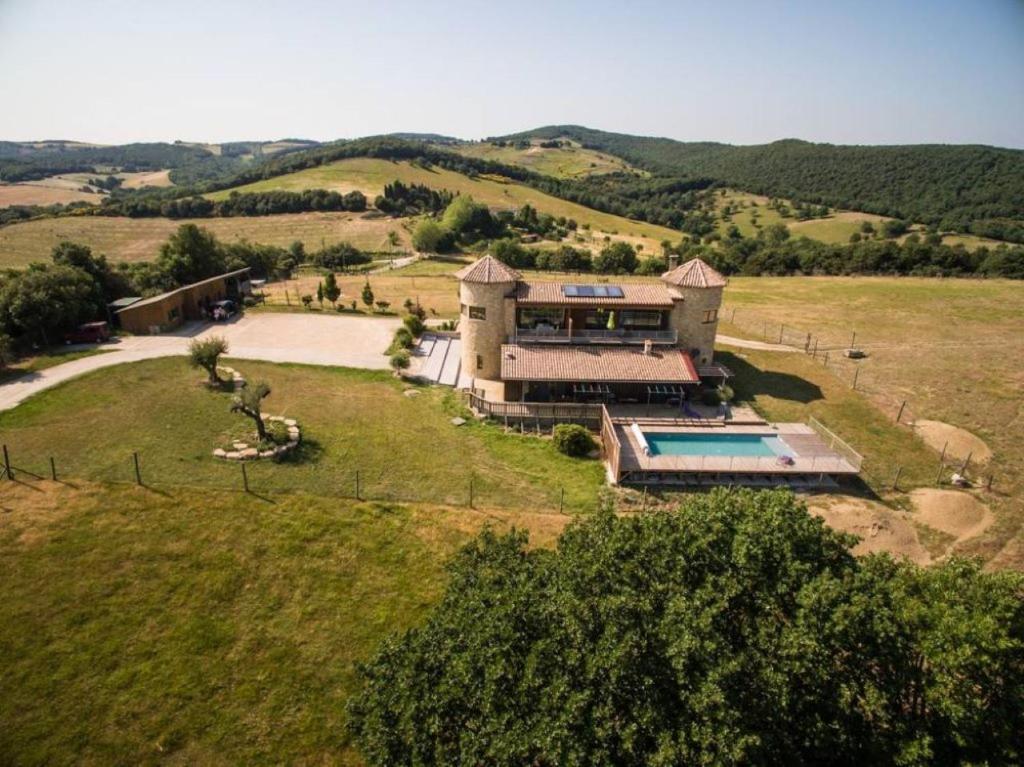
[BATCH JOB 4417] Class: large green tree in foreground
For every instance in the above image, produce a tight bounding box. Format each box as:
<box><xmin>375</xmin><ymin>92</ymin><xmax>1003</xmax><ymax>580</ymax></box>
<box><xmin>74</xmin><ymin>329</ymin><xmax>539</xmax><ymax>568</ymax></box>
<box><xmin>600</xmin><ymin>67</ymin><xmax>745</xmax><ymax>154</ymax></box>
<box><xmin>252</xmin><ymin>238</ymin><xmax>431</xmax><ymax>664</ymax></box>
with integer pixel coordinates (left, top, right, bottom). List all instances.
<box><xmin>348</xmin><ymin>490</ymin><xmax>1024</xmax><ymax>766</ymax></box>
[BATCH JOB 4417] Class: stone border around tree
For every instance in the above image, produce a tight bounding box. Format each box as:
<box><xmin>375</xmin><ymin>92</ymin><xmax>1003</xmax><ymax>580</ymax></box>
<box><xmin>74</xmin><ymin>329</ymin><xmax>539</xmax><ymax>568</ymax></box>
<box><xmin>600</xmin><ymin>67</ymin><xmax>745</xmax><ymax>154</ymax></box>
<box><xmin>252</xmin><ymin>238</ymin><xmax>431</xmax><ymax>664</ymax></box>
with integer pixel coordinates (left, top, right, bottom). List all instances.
<box><xmin>213</xmin><ymin>416</ymin><xmax>301</xmax><ymax>461</ymax></box>
<box><xmin>216</xmin><ymin>365</ymin><xmax>246</xmax><ymax>391</ymax></box>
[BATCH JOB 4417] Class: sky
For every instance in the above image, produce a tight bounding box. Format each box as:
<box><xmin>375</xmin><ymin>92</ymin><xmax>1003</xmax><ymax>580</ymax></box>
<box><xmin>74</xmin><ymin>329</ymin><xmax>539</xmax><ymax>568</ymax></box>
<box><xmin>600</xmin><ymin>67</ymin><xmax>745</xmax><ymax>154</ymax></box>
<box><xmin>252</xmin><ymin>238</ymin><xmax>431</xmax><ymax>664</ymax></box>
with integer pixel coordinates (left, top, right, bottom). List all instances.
<box><xmin>0</xmin><ymin>0</ymin><xmax>1022</xmax><ymax>148</ymax></box>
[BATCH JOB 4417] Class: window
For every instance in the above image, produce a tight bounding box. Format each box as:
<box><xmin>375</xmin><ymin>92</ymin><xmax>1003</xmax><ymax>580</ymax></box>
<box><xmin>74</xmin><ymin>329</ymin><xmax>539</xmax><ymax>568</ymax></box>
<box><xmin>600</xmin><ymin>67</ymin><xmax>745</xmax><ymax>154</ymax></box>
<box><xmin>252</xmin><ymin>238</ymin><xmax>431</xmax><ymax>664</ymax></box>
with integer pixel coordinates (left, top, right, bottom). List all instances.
<box><xmin>702</xmin><ymin>308</ymin><xmax>718</xmax><ymax>324</ymax></box>
<box><xmin>469</xmin><ymin>305</ymin><xmax>486</xmax><ymax>320</ymax></box>
<box><xmin>621</xmin><ymin>310</ymin><xmax>663</xmax><ymax>330</ymax></box>
<box><xmin>518</xmin><ymin>307</ymin><xmax>564</xmax><ymax>328</ymax></box>
<box><xmin>476</xmin><ymin>354</ymin><xmax>483</xmax><ymax>370</ymax></box>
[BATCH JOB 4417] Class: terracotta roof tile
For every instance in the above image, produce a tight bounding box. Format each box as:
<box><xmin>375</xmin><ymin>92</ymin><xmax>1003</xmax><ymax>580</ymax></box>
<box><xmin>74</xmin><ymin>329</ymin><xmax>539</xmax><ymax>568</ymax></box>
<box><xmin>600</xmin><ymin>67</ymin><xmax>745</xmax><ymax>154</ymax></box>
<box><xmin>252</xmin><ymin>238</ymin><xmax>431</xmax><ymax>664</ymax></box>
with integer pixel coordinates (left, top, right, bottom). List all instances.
<box><xmin>515</xmin><ymin>281</ymin><xmax>675</xmax><ymax>307</ymax></box>
<box><xmin>500</xmin><ymin>344</ymin><xmax>699</xmax><ymax>383</ymax></box>
<box><xmin>661</xmin><ymin>257</ymin><xmax>728</xmax><ymax>288</ymax></box>
<box><xmin>454</xmin><ymin>255</ymin><xmax>521</xmax><ymax>283</ymax></box>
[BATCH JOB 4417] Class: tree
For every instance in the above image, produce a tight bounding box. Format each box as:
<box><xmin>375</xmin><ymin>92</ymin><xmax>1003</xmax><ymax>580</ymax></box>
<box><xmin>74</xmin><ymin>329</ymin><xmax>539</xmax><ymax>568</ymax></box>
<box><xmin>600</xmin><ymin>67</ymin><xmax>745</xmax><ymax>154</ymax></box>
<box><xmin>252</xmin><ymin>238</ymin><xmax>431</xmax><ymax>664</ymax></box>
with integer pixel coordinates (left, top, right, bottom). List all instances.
<box><xmin>188</xmin><ymin>336</ymin><xmax>229</xmax><ymax>384</ymax></box>
<box><xmin>361</xmin><ymin>280</ymin><xmax>375</xmax><ymax>309</ymax></box>
<box><xmin>157</xmin><ymin>224</ymin><xmax>225</xmax><ymax>285</ymax></box>
<box><xmin>387</xmin><ymin>230</ymin><xmax>401</xmax><ymax>250</ymax></box>
<box><xmin>411</xmin><ymin>220</ymin><xmax>453</xmax><ymax>254</ymax></box>
<box><xmin>231</xmin><ymin>380</ymin><xmax>271</xmax><ymax>441</ymax></box>
<box><xmin>0</xmin><ymin>265</ymin><xmax>100</xmax><ymax>346</ymax></box>
<box><xmin>389</xmin><ymin>350</ymin><xmax>410</xmax><ymax>375</ymax></box>
<box><xmin>316</xmin><ymin>281</ymin><xmax>324</xmax><ymax>307</ymax></box>
<box><xmin>301</xmin><ymin>294</ymin><xmax>313</xmax><ymax>309</ymax></box>
<box><xmin>348</xmin><ymin>490</ymin><xmax>1024</xmax><ymax>766</ymax></box>
<box><xmin>0</xmin><ymin>332</ymin><xmax>12</xmax><ymax>369</ymax></box>
<box><xmin>593</xmin><ymin>241</ymin><xmax>638</xmax><ymax>273</ymax></box>
<box><xmin>375</xmin><ymin>300</ymin><xmax>391</xmax><ymax>313</ymax></box>
<box><xmin>322</xmin><ymin>271</ymin><xmax>341</xmax><ymax>306</ymax></box>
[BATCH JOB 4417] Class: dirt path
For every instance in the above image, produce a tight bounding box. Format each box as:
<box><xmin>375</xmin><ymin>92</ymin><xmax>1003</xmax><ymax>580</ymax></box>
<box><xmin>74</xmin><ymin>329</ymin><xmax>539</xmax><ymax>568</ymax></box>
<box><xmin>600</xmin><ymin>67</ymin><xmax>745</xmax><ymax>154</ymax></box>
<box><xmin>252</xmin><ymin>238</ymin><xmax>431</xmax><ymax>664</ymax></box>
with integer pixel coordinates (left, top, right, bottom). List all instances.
<box><xmin>0</xmin><ymin>313</ymin><xmax>400</xmax><ymax>412</ymax></box>
<box><xmin>717</xmin><ymin>335</ymin><xmax>800</xmax><ymax>353</ymax></box>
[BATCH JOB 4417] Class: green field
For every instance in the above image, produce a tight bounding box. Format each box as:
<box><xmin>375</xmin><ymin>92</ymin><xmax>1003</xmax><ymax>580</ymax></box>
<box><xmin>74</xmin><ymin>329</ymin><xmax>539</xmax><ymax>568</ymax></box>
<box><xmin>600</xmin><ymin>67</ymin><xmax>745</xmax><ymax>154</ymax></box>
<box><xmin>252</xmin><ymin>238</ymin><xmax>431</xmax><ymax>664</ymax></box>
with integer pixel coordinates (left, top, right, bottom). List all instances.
<box><xmin>0</xmin><ymin>357</ymin><xmax>605</xmax><ymax>511</ymax></box>
<box><xmin>452</xmin><ymin>140</ymin><xmax>639</xmax><ymax>178</ymax></box>
<box><xmin>0</xmin><ymin>212</ymin><xmax>415</xmax><ymax>268</ymax></box>
<box><xmin>0</xmin><ymin>480</ymin><xmax>568</xmax><ymax>764</ymax></box>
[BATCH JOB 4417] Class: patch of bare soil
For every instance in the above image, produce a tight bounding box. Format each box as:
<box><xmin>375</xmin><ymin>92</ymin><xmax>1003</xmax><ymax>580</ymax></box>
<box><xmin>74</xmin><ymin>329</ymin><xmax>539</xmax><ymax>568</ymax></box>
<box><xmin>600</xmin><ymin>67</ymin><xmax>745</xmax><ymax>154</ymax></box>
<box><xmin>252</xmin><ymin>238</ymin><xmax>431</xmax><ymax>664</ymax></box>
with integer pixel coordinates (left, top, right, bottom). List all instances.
<box><xmin>807</xmin><ymin>496</ymin><xmax>931</xmax><ymax>565</ymax></box>
<box><xmin>909</xmin><ymin>488</ymin><xmax>993</xmax><ymax>543</ymax></box>
<box><xmin>914</xmin><ymin>419</ymin><xmax>992</xmax><ymax>464</ymax></box>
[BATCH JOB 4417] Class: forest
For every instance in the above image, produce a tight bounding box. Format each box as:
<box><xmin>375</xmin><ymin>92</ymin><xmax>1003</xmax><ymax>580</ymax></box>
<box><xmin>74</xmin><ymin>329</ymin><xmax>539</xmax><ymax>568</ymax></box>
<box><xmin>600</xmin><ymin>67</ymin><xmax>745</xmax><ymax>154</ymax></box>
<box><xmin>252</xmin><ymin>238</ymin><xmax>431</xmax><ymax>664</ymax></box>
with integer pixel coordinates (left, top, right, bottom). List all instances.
<box><xmin>501</xmin><ymin>126</ymin><xmax>1024</xmax><ymax>239</ymax></box>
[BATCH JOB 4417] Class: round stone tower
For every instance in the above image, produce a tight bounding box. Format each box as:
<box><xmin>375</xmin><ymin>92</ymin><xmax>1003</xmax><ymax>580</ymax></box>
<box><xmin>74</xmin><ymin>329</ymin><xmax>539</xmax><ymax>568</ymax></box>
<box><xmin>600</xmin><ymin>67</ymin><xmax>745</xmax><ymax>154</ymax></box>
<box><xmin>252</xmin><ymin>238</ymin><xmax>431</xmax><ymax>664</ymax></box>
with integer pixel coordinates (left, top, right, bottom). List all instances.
<box><xmin>455</xmin><ymin>255</ymin><xmax>521</xmax><ymax>380</ymax></box>
<box><xmin>661</xmin><ymin>257</ymin><xmax>728</xmax><ymax>366</ymax></box>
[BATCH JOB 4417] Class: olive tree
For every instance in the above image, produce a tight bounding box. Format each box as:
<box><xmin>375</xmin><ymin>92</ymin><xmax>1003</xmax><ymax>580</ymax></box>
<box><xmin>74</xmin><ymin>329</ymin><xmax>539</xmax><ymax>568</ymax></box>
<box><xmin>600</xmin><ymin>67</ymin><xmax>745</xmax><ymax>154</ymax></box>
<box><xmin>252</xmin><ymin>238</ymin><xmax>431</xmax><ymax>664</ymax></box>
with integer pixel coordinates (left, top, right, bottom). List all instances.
<box><xmin>231</xmin><ymin>380</ymin><xmax>270</xmax><ymax>441</ymax></box>
<box><xmin>188</xmin><ymin>336</ymin><xmax>228</xmax><ymax>384</ymax></box>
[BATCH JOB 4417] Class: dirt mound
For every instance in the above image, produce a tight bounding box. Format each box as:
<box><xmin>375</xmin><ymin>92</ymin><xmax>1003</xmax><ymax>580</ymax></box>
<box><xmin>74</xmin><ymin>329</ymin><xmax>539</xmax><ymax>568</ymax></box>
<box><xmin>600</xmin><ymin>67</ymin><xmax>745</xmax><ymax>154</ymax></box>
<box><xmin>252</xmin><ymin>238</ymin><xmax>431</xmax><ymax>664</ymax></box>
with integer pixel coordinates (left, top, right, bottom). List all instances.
<box><xmin>914</xmin><ymin>420</ymin><xmax>992</xmax><ymax>464</ymax></box>
<box><xmin>808</xmin><ymin>497</ymin><xmax>930</xmax><ymax>565</ymax></box>
<box><xmin>909</xmin><ymin>488</ymin><xmax>993</xmax><ymax>542</ymax></box>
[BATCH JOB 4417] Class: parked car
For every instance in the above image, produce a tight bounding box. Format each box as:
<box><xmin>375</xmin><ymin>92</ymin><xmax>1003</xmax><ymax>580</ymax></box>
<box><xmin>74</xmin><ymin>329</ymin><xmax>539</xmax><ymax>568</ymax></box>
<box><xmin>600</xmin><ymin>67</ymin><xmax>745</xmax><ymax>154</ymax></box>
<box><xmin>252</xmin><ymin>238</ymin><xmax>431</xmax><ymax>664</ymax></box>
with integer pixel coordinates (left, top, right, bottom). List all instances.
<box><xmin>64</xmin><ymin>321</ymin><xmax>111</xmax><ymax>344</ymax></box>
<box><xmin>211</xmin><ymin>300</ymin><xmax>238</xmax><ymax>321</ymax></box>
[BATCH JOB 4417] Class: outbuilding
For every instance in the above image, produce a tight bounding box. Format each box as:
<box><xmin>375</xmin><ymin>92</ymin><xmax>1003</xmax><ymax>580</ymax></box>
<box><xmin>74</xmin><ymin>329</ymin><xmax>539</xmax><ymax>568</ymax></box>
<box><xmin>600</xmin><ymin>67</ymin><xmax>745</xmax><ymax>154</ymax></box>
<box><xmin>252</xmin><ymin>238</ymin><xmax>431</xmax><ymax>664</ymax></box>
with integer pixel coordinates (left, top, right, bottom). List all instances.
<box><xmin>116</xmin><ymin>268</ymin><xmax>251</xmax><ymax>334</ymax></box>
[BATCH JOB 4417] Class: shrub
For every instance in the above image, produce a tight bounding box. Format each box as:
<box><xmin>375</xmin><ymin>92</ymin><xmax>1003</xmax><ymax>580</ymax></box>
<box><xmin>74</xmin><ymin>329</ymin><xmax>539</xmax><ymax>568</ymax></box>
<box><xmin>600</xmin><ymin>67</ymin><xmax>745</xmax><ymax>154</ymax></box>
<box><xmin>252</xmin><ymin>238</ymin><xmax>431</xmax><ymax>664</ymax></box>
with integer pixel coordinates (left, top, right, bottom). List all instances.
<box><xmin>389</xmin><ymin>350</ymin><xmax>411</xmax><ymax>374</ymax></box>
<box><xmin>403</xmin><ymin>314</ymin><xmax>425</xmax><ymax>336</ymax></box>
<box><xmin>551</xmin><ymin>424</ymin><xmax>595</xmax><ymax>457</ymax></box>
<box><xmin>700</xmin><ymin>388</ymin><xmax>721</xmax><ymax>406</ymax></box>
<box><xmin>242</xmin><ymin>295</ymin><xmax>259</xmax><ymax>307</ymax></box>
<box><xmin>393</xmin><ymin>326</ymin><xmax>414</xmax><ymax>350</ymax></box>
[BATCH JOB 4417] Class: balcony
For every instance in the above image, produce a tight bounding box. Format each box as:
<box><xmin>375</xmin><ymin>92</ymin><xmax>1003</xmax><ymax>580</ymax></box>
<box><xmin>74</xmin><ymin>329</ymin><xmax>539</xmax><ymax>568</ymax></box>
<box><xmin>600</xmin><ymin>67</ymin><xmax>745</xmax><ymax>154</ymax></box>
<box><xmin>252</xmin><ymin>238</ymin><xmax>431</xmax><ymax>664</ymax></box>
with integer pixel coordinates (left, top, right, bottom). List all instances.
<box><xmin>511</xmin><ymin>327</ymin><xmax>678</xmax><ymax>345</ymax></box>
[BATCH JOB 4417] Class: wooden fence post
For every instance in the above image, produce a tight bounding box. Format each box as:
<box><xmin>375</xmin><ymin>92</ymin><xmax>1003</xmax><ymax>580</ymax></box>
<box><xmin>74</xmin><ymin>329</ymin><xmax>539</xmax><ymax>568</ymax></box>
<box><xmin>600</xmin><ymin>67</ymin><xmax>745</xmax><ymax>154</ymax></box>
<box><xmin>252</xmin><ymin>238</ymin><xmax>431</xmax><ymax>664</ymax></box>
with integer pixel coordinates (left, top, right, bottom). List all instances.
<box><xmin>896</xmin><ymin>400</ymin><xmax>906</xmax><ymax>423</ymax></box>
<box><xmin>778</xmin><ymin>324</ymin><xmax>784</xmax><ymax>344</ymax></box>
<box><xmin>852</xmin><ymin>368</ymin><xmax>860</xmax><ymax>390</ymax></box>
<box><xmin>468</xmin><ymin>477</ymin><xmax>474</xmax><ymax>509</ymax></box>
<box><xmin>559</xmin><ymin>487</ymin><xmax>564</xmax><ymax>514</ymax></box>
<box><xmin>2</xmin><ymin>444</ymin><xmax>11</xmax><ymax>480</ymax></box>
<box><xmin>241</xmin><ymin>461</ymin><xmax>249</xmax><ymax>493</ymax></box>
<box><xmin>133</xmin><ymin>451</ymin><xmax>142</xmax><ymax>485</ymax></box>
<box><xmin>355</xmin><ymin>470</ymin><xmax>361</xmax><ymax>500</ymax></box>
<box><xmin>50</xmin><ymin>457</ymin><xmax>57</xmax><ymax>482</ymax></box>
<box><xmin>812</xmin><ymin>338</ymin><xmax>818</xmax><ymax>358</ymax></box>
<box><xmin>892</xmin><ymin>465</ymin><xmax>902</xmax><ymax>491</ymax></box>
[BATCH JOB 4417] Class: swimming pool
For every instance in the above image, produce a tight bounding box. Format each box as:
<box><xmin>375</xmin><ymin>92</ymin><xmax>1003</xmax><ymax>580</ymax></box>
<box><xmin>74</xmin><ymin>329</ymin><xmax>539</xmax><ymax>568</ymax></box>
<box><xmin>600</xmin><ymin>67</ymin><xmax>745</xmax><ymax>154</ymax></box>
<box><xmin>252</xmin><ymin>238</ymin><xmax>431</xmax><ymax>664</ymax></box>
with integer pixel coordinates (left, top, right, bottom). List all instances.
<box><xmin>644</xmin><ymin>432</ymin><xmax>793</xmax><ymax>458</ymax></box>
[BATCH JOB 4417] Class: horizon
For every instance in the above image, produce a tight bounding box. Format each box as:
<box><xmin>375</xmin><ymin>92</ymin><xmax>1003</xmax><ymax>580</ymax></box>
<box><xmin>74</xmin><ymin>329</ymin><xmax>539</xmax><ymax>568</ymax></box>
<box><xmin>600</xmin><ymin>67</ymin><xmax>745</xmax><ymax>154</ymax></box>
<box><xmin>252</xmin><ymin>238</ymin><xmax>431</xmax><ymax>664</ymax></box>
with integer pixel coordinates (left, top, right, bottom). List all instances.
<box><xmin>0</xmin><ymin>0</ymin><xmax>1023</xmax><ymax>149</ymax></box>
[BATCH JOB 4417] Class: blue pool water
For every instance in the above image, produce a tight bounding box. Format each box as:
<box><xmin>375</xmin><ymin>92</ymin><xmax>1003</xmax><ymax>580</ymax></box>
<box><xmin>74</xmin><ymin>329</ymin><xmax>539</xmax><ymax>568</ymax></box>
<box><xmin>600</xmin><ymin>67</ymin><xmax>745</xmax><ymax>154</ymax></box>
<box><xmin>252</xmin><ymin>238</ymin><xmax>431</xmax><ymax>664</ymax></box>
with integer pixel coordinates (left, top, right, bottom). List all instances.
<box><xmin>645</xmin><ymin>432</ymin><xmax>791</xmax><ymax>458</ymax></box>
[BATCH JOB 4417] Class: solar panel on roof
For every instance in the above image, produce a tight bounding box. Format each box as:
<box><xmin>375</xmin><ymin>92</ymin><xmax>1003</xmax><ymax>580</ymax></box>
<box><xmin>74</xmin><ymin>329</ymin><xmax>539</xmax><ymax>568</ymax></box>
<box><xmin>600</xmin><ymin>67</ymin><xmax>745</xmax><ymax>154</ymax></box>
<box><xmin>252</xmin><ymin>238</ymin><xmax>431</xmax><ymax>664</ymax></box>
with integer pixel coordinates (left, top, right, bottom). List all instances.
<box><xmin>562</xmin><ymin>284</ymin><xmax>625</xmax><ymax>298</ymax></box>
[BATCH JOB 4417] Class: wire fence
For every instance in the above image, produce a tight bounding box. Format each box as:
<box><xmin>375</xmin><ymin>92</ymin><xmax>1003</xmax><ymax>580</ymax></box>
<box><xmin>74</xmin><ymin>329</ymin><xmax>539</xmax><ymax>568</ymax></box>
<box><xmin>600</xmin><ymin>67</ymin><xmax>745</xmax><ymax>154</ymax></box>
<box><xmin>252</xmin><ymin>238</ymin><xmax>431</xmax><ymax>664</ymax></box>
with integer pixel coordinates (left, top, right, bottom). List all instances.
<box><xmin>718</xmin><ymin>305</ymin><xmax>1002</xmax><ymax>493</ymax></box>
<box><xmin>0</xmin><ymin>441</ymin><xmax>604</xmax><ymax>515</ymax></box>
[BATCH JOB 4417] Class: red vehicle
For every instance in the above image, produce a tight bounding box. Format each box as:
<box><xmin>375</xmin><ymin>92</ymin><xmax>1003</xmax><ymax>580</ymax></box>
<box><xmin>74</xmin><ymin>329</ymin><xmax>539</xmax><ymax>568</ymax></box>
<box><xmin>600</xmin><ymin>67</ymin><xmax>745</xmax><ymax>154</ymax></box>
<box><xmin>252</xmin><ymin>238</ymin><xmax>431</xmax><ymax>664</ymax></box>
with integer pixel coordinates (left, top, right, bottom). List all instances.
<box><xmin>65</xmin><ymin>321</ymin><xmax>111</xmax><ymax>344</ymax></box>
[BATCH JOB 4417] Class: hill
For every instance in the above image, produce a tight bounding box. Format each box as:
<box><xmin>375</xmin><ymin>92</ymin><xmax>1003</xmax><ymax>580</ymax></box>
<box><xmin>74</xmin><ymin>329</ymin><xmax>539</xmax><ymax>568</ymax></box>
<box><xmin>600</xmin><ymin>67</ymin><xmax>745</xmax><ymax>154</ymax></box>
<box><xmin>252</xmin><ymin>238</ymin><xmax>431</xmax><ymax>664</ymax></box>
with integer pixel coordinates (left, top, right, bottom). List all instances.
<box><xmin>501</xmin><ymin>126</ymin><xmax>1024</xmax><ymax>239</ymax></box>
<box><xmin>452</xmin><ymin>139</ymin><xmax>639</xmax><ymax>178</ymax></box>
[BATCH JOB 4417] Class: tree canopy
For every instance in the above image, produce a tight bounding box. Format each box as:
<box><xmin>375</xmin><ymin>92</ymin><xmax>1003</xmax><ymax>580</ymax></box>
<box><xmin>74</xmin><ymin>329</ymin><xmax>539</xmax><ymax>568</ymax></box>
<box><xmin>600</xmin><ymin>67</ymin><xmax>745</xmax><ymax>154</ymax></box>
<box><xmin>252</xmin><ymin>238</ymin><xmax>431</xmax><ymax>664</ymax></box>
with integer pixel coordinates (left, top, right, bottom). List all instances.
<box><xmin>348</xmin><ymin>490</ymin><xmax>1024</xmax><ymax>766</ymax></box>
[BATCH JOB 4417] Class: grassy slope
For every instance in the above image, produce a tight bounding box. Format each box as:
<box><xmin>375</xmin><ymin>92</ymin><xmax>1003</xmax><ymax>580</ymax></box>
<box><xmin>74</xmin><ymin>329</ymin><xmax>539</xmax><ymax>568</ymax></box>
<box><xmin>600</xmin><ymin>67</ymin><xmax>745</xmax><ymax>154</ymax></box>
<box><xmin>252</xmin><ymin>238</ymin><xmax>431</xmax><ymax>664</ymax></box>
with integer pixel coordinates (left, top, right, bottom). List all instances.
<box><xmin>0</xmin><ymin>357</ymin><xmax>605</xmax><ymax>512</ymax></box>
<box><xmin>452</xmin><ymin>141</ymin><xmax>638</xmax><ymax>178</ymax></box>
<box><xmin>206</xmin><ymin>157</ymin><xmax>681</xmax><ymax>243</ymax></box>
<box><xmin>0</xmin><ymin>481</ymin><xmax>568</xmax><ymax>764</ymax></box>
<box><xmin>718</xmin><ymin>276</ymin><xmax>1024</xmax><ymax>564</ymax></box>
<box><xmin>0</xmin><ymin>212</ymin><xmax>415</xmax><ymax>268</ymax></box>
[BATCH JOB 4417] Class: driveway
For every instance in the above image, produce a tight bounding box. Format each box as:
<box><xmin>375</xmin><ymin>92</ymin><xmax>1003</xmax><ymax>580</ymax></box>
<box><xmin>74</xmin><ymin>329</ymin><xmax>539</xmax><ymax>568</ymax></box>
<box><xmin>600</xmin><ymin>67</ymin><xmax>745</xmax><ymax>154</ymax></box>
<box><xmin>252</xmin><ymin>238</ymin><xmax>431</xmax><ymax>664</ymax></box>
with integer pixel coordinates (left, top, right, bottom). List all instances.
<box><xmin>0</xmin><ymin>313</ymin><xmax>401</xmax><ymax>412</ymax></box>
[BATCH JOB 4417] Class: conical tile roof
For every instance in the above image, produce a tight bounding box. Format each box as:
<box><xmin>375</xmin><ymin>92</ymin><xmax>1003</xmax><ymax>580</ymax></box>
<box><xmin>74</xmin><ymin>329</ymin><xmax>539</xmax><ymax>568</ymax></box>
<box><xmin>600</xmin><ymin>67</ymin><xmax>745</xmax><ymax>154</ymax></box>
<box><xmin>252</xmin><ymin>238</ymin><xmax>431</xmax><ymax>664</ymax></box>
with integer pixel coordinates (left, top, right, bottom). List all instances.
<box><xmin>661</xmin><ymin>257</ymin><xmax>727</xmax><ymax>288</ymax></box>
<box><xmin>454</xmin><ymin>255</ymin><xmax>521</xmax><ymax>283</ymax></box>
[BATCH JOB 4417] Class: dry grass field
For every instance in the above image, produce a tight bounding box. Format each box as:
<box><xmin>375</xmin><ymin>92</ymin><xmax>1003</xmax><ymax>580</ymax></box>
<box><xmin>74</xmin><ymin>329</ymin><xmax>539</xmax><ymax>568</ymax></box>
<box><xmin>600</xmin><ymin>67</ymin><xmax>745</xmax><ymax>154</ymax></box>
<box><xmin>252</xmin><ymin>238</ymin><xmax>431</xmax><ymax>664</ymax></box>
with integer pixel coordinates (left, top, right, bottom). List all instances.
<box><xmin>207</xmin><ymin>157</ymin><xmax>680</xmax><ymax>247</ymax></box>
<box><xmin>0</xmin><ymin>182</ymin><xmax>104</xmax><ymax>207</ymax></box>
<box><xmin>0</xmin><ymin>212</ymin><xmax>415</xmax><ymax>268</ymax></box>
<box><xmin>453</xmin><ymin>140</ymin><xmax>638</xmax><ymax>178</ymax></box>
<box><xmin>117</xmin><ymin>169</ymin><xmax>174</xmax><ymax>188</ymax></box>
<box><xmin>718</xmin><ymin>276</ymin><xmax>1024</xmax><ymax>566</ymax></box>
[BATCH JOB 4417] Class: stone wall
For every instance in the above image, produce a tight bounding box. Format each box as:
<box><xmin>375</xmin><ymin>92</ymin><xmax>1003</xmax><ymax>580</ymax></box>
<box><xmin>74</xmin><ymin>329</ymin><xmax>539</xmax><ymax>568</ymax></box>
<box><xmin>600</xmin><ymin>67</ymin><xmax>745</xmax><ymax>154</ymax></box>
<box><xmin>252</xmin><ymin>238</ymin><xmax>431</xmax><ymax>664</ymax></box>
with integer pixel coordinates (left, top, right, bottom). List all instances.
<box><xmin>459</xmin><ymin>280</ymin><xmax>515</xmax><ymax>380</ymax></box>
<box><xmin>667</xmin><ymin>286</ymin><xmax>724</xmax><ymax>365</ymax></box>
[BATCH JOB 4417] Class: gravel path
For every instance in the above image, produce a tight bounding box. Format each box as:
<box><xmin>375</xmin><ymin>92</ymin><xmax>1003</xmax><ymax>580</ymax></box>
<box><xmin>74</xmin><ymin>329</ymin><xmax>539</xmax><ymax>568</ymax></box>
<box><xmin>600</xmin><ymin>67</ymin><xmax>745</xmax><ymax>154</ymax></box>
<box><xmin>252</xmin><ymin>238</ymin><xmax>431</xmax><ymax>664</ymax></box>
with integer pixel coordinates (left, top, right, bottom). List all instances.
<box><xmin>0</xmin><ymin>313</ymin><xmax>400</xmax><ymax>412</ymax></box>
<box><xmin>717</xmin><ymin>334</ymin><xmax>800</xmax><ymax>353</ymax></box>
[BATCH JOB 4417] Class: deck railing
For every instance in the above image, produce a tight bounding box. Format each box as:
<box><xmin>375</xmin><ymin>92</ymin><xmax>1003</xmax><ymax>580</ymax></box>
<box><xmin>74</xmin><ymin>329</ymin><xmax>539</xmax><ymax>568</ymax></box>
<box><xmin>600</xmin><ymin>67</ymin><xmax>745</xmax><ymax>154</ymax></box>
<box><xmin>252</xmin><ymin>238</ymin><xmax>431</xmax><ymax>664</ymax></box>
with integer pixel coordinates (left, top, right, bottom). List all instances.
<box><xmin>601</xmin><ymin>405</ymin><xmax>623</xmax><ymax>483</ymax></box>
<box><xmin>808</xmin><ymin>417</ymin><xmax>864</xmax><ymax>470</ymax></box>
<box><xmin>625</xmin><ymin>453</ymin><xmax>858</xmax><ymax>474</ymax></box>
<box><xmin>466</xmin><ymin>392</ymin><xmax>604</xmax><ymax>427</ymax></box>
<box><xmin>511</xmin><ymin>328</ymin><xmax>677</xmax><ymax>345</ymax></box>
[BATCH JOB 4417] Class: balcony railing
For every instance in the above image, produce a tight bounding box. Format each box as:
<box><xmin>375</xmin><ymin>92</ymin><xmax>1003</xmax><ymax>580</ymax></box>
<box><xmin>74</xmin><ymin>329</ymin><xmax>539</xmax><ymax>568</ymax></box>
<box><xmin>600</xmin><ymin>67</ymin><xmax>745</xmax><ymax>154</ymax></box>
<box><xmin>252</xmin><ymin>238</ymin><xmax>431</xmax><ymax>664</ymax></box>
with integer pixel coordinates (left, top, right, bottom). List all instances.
<box><xmin>511</xmin><ymin>327</ymin><xmax>678</xmax><ymax>345</ymax></box>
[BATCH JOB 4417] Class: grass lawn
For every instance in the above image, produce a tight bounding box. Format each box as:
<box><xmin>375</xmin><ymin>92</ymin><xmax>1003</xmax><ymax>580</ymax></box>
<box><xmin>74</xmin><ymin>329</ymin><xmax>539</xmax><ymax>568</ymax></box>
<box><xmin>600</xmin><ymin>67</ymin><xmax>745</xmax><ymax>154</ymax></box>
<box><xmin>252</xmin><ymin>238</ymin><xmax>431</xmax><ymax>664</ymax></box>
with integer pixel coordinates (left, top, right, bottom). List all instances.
<box><xmin>0</xmin><ymin>357</ymin><xmax>606</xmax><ymax>512</ymax></box>
<box><xmin>719</xmin><ymin>275</ymin><xmax>1024</xmax><ymax>566</ymax></box>
<box><xmin>0</xmin><ymin>480</ymin><xmax>569</xmax><ymax>764</ymax></box>
<box><xmin>0</xmin><ymin>212</ymin><xmax>415</xmax><ymax>269</ymax></box>
<box><xmin>0</xmin><ymin>346</ymin><xmax>114</xmax><ymax>384</ymax></box>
